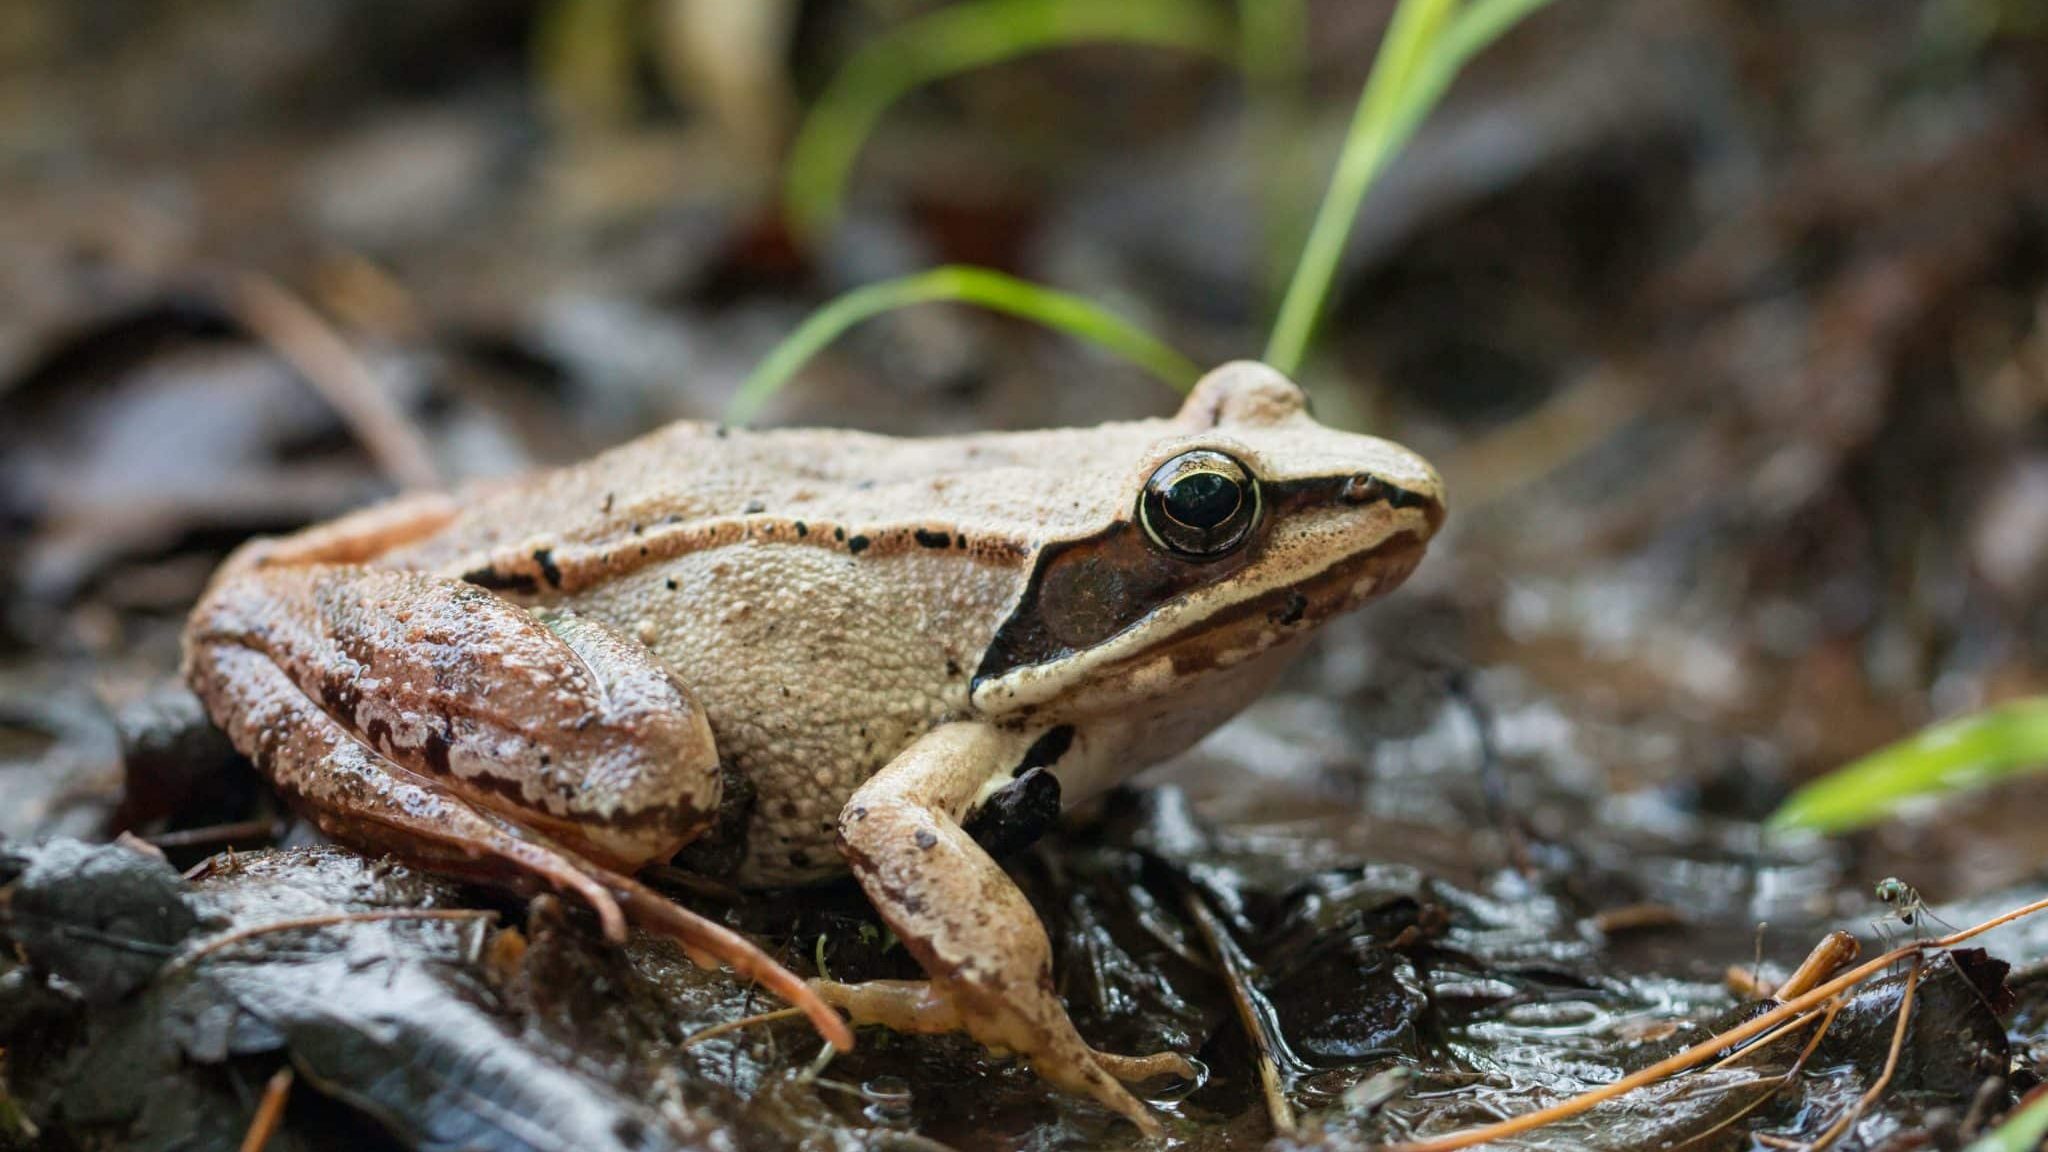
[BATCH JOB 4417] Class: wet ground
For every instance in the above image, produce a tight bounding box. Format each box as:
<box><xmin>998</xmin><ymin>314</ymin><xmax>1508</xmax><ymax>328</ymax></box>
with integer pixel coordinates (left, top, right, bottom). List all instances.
<box><xmin>4</xmin><ymin>2</ymin><xmax>2048</xmax><ymax>1149</ymax></box>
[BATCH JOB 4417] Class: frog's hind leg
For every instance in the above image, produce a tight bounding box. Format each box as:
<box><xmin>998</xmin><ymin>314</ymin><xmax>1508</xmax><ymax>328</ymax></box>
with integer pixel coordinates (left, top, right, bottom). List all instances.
<box><xmin>186</xmin><ymin>633</ymin><xmax>628</xmax><ymax>927</ymax></box>
<box><xmin>187</xmin><ymin>636</ymin><xmax>854</xmax><ymax>1051</ymax></box>
<box><xmin>184</xmin><ymin>550</ymin><xmax>854</xmax><ymax>1051</ymax></box>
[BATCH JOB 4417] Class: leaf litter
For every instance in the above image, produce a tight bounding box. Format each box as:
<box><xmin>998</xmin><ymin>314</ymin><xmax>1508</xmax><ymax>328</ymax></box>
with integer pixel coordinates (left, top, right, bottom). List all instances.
<box><xmin>5</xmin><ymin>1</ymin><xmax>2048</xmax><ymax>1149</ymax></box>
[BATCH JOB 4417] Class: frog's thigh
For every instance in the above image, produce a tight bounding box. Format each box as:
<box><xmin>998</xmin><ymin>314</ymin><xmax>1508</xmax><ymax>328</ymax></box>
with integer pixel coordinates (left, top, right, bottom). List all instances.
<box><xmin>832</xmin><ymin>723</ymin><xmax>1188</xmax><ymax>1135</ymax></box>
<box><xmin>189</xmin><ymin>636</ymin><xmax>632</xmax><ymax>935</ymax></box>
<box><xmin>187</xmin><ymin>635</ymin><xmax>854</xmax><ymax>1052</ymax></box>
<box><xmin>186</xmin><ymin>563</ymin><xmax>720</xmax><ymax>869</ymax></box>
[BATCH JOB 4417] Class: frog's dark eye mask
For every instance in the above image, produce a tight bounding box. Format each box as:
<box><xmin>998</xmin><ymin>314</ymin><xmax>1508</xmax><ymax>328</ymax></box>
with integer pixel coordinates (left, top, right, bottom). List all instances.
<box><xmin>1138</xmin><ymin>450</ymin><xmax>1261</xmax><ymax>559</ymax></box>
<box><xmin>973</xmin><ymin>448</ymin><xmax>1436</xmax><ymax>687</ymax></box>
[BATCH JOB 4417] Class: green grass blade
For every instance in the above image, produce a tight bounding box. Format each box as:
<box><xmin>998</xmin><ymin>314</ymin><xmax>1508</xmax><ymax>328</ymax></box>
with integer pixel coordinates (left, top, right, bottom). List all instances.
<box><xmin>1393</xmin><ymin>0</ymin><xmax>1563</xmax><ymax>143</ymax></box>
<box><xmin>1264</xmin><ymin>0</ymin><xmax>1455</xmax><ymax>376</ymax></box>
<box><xmin>725</xmin><ymin>265</ymin><xmax>1202</xmax><ymax>425</ymax></box>
<box><xmin>1963</xmin><ymin>1091</ymin><xmax>2048</xmax><ymax>1152</ymax></box>
<box><xmin>1264</xmin><ymin>0</ymin><xmax>1558</xmax><ymax>375</ymax></box>
<box><xmin>1768</xmin><ymin>697</ymin><xmax>2048</xmax><ymax>834</ymax></box>
<box><xmin>784</xmin><ymin>0</ymin><xmax>1235</xmax><ymax>244</ymax></box>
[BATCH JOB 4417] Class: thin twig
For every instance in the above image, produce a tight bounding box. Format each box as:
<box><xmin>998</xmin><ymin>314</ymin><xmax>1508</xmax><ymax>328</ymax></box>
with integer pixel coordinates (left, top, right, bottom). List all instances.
<box><xmin>1789</xmin><ymin>995</ymin><xmax>1847</xmax><ymax>1071</ymax></box>
<box><xmin>1679</xmin><ymin>995</ymin><xmax>1847</xmax><ymax>1150</ymax></box>
<box><xmin>114</xmin><ymin>830</ymin><xmax>167</xmax><ymax>861</ymax></box>
<box><xmin>219</xmin><ymin>270</ymin><xmax>440</xmax><ymax>491</ymax></box>
<box><xmin>1933</xmin><ymin>892</ymin><xmax>2048</xmax><ymax>945</ymax></box>
<box><xmin>796</xmin><ymin>1036</ymin><xmax>839</xmax><ymax>1084</ymax></box>
<box><xmin>1706</xmin><ymin>997</ymin><xmax>1833</xmax><ymax>1074</ymax></box>
<box><xmin>165</xmin><ymin>909</ymin><xmax>498</xmax><ymax>974</ymax></box>
<box><xmin>0</xmin><ymin>914</ymin><xmax>181</xmax><ymax>957</ymax></box>
<box><xmin>1777</xmin><ymin>931</ymin><xmax>1861</xmax><ymax>1001</ymax></box>
<box><xmin>1182</xmin><ymin>890</ymin><xmax>1297</xmax><ymax>1135</ymax></box>
<box><xmin>1383</xmin><ymin>892</ymin><xmax>2048</xmax><ymax>1152</ymax></box>
<box><xmin>147</xmin><ymin>819</ymin><xmax>284</xmax><ymax>851</ymax></box>
<box><xmin>236</xmin><ymin>1066</ymin><xmax>294</xmax><ymax>1152</ymax></box>
<box><xmin>679</xmin><ymin>1005</ymin><xmax>807</xmax><ymax>1048</ymax></box>
<box><xmin>1798</xmin><ymin>955</ymin><xmax>1922</xmax><ymax>1151</ymax></box>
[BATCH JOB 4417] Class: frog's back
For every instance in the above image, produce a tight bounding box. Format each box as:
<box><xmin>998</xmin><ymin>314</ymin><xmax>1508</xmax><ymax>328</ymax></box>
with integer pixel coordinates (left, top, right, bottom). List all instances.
<box><xmin>384</xmin><ymin>416</ymin><xmax>1175</xmax><ymax>584</ymax></box>
<box><xmin>368</xmin><ymin>415</ymin><xmax>1172</xmax><ymax>884</ymax></box>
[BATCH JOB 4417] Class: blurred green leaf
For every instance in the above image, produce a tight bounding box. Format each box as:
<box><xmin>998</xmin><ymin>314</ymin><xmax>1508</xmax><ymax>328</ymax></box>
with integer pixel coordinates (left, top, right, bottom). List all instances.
<box><xmin>1768</xmin><ymin>697</ymin><xmax>2048</xmax><ymax>834</ymax></box>
<box><xmin>725</xmin><ymin>265</ymin><xmax>1200</xmax><ymax>425</ymax></box>
<box><xmin>1963</xmin><ymin>1090</ymin><xmax>2048</xmax><ymax>1152</ymax></box>
<box><xmin>535</xmin><ymin>0</ymin><xmax>641</xmax><ymax>129</ymax></box>
<box><xmin>1265</xmin><ymin>0</ymin><xmax>1559</xmax><ymax>376</ymax></box>
<box><xmin>784</xmin><ymin>0</ymin><xmax>1236</xmax><ymax>244</ymax></box>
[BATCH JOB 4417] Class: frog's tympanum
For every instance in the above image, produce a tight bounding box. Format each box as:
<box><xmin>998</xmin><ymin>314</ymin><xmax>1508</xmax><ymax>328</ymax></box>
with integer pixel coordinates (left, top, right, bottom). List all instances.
<box><xmin>184</xmin><ymin>362</ymin><xmax>1444</xmax><ymax>1132</ymax></box>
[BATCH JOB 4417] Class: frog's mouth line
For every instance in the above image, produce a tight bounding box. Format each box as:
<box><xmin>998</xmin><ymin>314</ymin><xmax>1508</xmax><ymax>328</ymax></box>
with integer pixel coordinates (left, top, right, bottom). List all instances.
<box><xmin>1128</xmin><ymin>528</ymin><xmax>1431</xmax><ymax>681</ymax></box>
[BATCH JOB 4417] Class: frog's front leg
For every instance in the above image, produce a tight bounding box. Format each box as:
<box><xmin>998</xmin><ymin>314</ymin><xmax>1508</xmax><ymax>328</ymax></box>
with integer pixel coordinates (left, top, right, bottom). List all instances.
<box><xmin>828</xmin><ymin>723</ymin><xmax>1193</xmax><ymax>1134</ymax></box>
<box><xmin>183</xmin><ymin>531</ymin><xmax>852</xmax><ymax>1050</ymax></box>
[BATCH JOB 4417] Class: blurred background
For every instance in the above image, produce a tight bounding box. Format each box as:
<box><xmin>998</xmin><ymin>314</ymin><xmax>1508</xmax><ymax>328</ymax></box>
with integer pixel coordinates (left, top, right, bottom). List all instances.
<box><xmin>3</xmin><ymin>1</ymin><xmax>2048</xmax><ymax>1149</ymax></box>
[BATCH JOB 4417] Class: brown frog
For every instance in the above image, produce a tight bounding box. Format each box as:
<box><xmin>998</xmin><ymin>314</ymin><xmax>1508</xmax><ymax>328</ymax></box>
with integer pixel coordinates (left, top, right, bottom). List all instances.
<box><xmin>183</xmin><ymin>361</ymin><xmax>1445</xmax><ymax>1133</ymax></box>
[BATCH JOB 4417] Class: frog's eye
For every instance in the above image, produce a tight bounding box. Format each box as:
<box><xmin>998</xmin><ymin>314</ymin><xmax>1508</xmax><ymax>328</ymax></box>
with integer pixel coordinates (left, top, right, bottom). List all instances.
<box><xmin>1139</xmin><ymin>449</ymin><xmax>1261</xmax><ymax>558</ymax></box>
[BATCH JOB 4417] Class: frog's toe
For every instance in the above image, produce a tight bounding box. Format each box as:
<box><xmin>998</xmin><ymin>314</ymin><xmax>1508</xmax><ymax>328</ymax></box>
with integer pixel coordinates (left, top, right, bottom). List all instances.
<box><xmin>1090</xmin><ymin>1048</ymin><xmax>1198</xmax><ymax>1085</ymax></box>
<box><xmin>808</xmin><ymin>977</ymin><xmax>963</xmax><ymax>1033</ymax></box>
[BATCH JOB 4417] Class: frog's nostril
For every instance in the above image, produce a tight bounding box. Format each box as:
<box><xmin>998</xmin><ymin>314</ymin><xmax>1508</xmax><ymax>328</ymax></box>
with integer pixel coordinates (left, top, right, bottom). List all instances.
<box><xmin>1337</xmin><ymin>472</ymin><xmax>1445</xmax><ymax>536</ymax></box>
<box><xmin>1341</xmin><ymin>475</ymin><xmax>1387</xmax><ymax>505</ymax></box>
<box><xmin>1341</xmin><ymin>474</ymin><xmax>1433</xmax><ymax>510</ymax></box>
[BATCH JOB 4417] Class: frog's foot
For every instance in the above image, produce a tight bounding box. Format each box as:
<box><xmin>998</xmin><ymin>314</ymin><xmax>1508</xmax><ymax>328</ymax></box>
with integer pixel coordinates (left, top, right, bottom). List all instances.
<box><xmin>837</xmin><ymin>723</ymin><xmax>1179</xmax><ymax>1135</ymax></box>
<box><xmin>810</xmin><ymin>977</ymin><xmax>963</xmax><ymax>1033</ymax></box>
<box><xmin>812</xmin><ymin>978</ymin><xmax>1196</xmax><ymax>1085</ymax></box>
<box><xmin>185</xmin><ymin>561</ymin><xmax>853</xmax><ymax>1052</ymax></box>
<box><xmin>1088</xmin><ymin>1049</ymin><xmax>1200</xmax><ymax>1084</ymax></box>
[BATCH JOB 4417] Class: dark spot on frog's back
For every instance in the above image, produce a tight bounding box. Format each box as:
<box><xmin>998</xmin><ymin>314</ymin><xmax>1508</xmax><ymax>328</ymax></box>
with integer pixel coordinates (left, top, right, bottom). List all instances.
<box><xmin>421</xmin><ymin>727</ymin><xmax>451</xmax><ymax>773</ymax></box>
<box><xmin>914</xmin><ymin>528</ymin><xmax>951</xmax><ymax>549</ymax></box>
<box><xmin>532</xmin><ymin>548</ymin><xmax>563</xmax><ymax>588</ymax></box>
<box><xmin>460</xmin><ymin>566</ymin><xmax>537</xmax><ymax>594</ymax></box>
<box><xmin>847</xmin><ymin>534</ymin><xmax>870</xmax><ymax>554</ymax></box>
